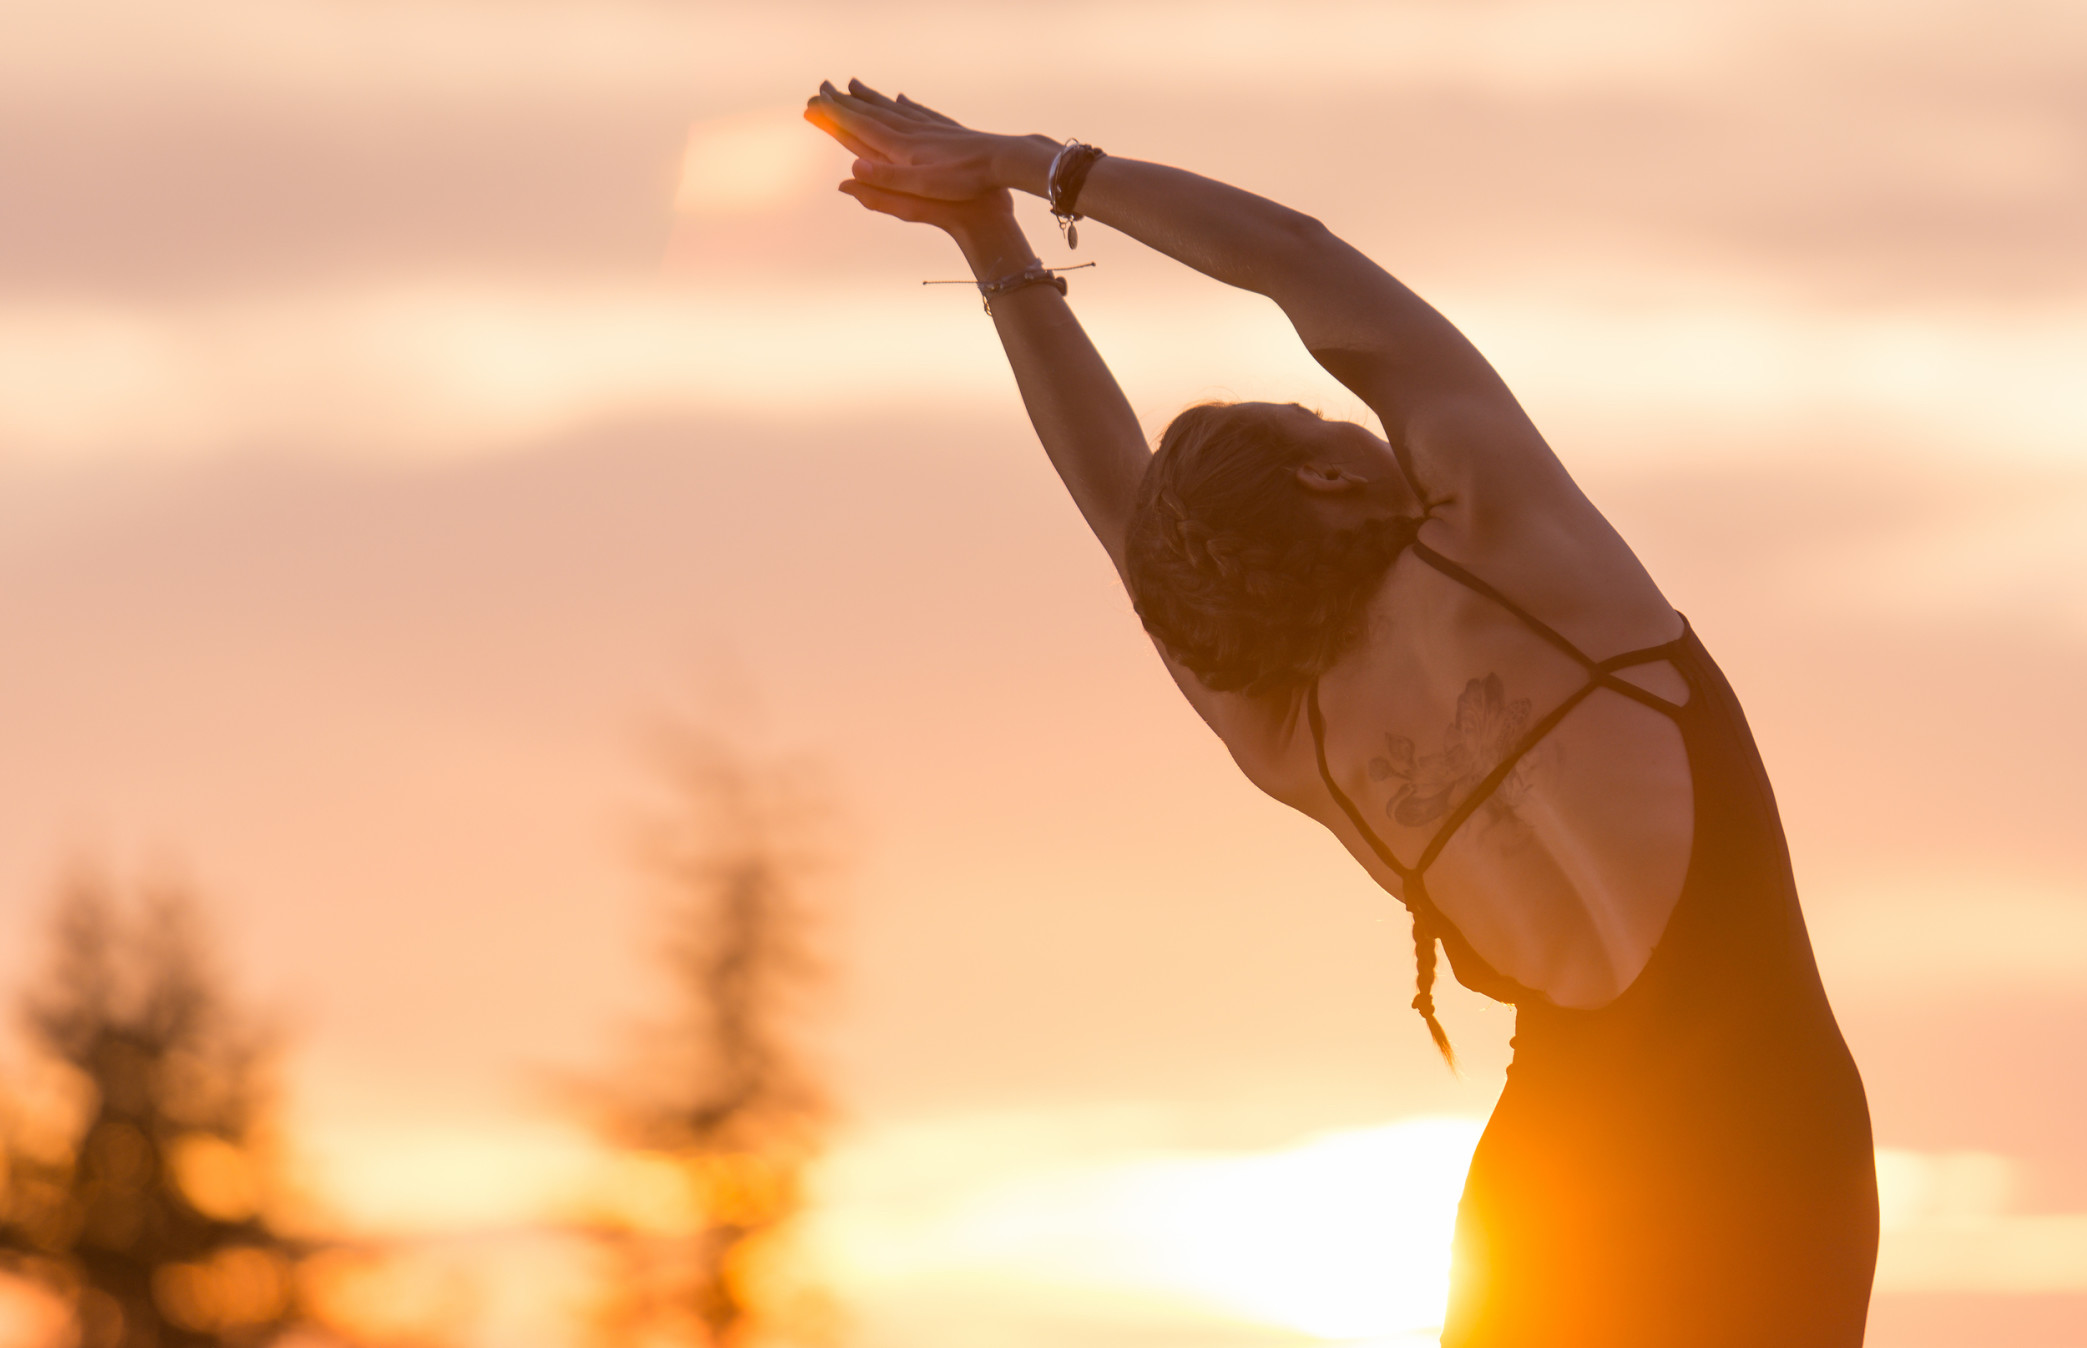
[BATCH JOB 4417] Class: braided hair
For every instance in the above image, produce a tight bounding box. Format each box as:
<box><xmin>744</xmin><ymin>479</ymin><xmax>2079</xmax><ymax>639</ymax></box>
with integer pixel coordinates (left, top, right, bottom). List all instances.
<box><xmin>1125</xmin><ymin>403</ymin><xmax>1418</xmax><ymax>695</ymax></box>
<box><xmin>1410</xmin><ymin>907</ymin><xmax>1457</xmax><ymax>1068</ymax></box>
<box><xmin>1126</xmin><ymin>402</ymin><xmax>1453</xmax><ymax>1063</ymax></box>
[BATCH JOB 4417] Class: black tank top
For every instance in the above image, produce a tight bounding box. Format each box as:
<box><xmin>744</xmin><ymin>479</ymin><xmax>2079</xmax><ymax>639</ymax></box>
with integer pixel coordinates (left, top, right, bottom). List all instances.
<box><xmin>1307</xmin><ymin>538</ymin><xmax>1878</xmax><ymax>1345</ymax></box>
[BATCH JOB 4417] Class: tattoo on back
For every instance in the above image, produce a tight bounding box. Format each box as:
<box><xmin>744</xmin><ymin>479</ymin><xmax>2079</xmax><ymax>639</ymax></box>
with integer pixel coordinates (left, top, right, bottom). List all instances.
<box><xmin>1368</xmin><ymin>673</ymin><xmax>1535</xmax><ymax>832</ymax></box>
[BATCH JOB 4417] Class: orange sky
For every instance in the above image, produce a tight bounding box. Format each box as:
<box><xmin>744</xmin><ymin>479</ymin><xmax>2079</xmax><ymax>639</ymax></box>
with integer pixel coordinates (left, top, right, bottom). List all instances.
<box><xmin>2</xmin><ymin>2</ymin><xmax>2084</xmax><ymax>1345</ymax></box>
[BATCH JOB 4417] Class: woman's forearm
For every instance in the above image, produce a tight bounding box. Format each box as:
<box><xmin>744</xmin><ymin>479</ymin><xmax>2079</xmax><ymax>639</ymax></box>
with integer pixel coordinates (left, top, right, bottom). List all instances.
<box><xmin>950</xmin><ymin>212</ymin><xmax>1041</xmax><ymax>284</ymax></box>
<box><xmin>990</xmin><ymin>137</ymin><xmax>1331</xmax><ymax>300</ymax></box>
<box><xmin>984</xmin><ymin>134</ymin><xmax>1491</xmax><ymax>430</ymax></box>
<box><xmin>949</xmin><ymin>212</ymin><xmax>1150</xmax><ymax>572</ymax></box>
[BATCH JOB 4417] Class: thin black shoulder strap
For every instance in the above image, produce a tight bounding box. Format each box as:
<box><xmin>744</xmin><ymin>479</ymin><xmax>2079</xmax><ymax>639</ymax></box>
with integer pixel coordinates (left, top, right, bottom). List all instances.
<box><xmin>1307</xmin><ymin>681</ymin><xmax>1418</xmax><ymax>881</ymax></box>
<box><xmin>1410</xmin><ymin>540</ymin><xmax>1691</xmax><ymax>699</ymax></box>
<box><xmin>1315</xmin><ymin>542</ymin><xmax>1699</xmax><ymax>882</ymax></box>
<box><xmin>1409</xmin><ymin>541</ymin><xmax>1596</xmax><ymax>668</ymax></box>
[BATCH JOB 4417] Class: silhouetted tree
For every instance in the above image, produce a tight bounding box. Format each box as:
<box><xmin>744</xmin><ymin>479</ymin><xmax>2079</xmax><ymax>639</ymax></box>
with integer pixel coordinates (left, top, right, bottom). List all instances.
<box><xmin>0</xmin><ymin>871</ymin><xmax>305</xmax><ymax>1347</ymax></box>
<box><xmin>574</xmin><ymin>731</ymin><xmax>835</xmax><ymax>1348</ymax></box>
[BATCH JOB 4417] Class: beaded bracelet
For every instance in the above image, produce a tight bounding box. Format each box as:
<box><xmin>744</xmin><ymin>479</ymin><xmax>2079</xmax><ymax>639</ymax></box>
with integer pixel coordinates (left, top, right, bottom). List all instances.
<box><xmin>977</xmin><ymin>263</ymin><xmax>1067</xmax><ymax>314</ymax></box>
<box><xmin>923</xmin><ymin>261</ymin><xmax>1095</xmax><ymax>315</ymax></box>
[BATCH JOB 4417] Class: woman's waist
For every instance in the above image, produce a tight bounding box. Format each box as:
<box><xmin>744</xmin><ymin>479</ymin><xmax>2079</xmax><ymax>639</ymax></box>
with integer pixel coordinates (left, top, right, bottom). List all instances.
<box><xmin>1508</xmin><ymin>973</ymin><xmax>1861</xmax><ymax>1098</ymax></box>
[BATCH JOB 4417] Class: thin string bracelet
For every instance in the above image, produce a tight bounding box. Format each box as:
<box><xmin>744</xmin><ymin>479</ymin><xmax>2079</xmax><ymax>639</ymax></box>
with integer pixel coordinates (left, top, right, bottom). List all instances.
<box><xmin>924</xmin><ymin>260</ymin><xmax>1095</xmax><ymax>315</ymax></box>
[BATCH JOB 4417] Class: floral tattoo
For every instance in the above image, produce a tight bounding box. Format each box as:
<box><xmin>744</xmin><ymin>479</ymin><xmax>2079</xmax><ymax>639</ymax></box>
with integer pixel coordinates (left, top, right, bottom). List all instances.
<box><xmin>1368</xmin><ymin>673</ymin><xmax>1536</xmax><ymax>833</ymax></box>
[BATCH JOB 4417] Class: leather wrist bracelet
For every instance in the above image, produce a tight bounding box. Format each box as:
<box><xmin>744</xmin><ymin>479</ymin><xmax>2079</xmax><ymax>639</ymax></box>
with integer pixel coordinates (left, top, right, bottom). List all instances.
<box><xmin>1046</xmin><ymin>139</ymin><xmax>1107</xmax><ymax>249</ymax></box>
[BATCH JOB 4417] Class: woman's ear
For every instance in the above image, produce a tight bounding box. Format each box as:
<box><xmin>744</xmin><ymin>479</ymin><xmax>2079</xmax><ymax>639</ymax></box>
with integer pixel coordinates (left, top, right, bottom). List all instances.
<box><xmin>1295</xmin><ymin>462</ymin><xmax>1367</xmax><ymax>495</ymax></box>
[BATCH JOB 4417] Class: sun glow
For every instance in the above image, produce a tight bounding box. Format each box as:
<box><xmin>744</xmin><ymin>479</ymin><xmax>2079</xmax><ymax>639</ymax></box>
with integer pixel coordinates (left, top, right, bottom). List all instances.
<box><xmin>1083</xmin><ymin>1117</ymin><xmax>1483</xmax><ymax>1337</ymax></box>
<box><xmin>817</xmin><ymin>1115</ymin><xmax>1487</xmax><ymax>1341</ymax></box>
<box><xmin>675</xmin><ymin>110</ymin><xmax>835</xmax><ymax>219</ymax></box>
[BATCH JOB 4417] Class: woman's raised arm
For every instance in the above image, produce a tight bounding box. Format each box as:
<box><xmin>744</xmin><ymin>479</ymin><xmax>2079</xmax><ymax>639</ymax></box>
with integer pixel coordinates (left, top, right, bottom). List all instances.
<box><xmin>810</xmin><ymin>81</ymin><xmax>1566</xmax><ymax>508</ymax></box>
<box><xmin>808</xmin><ymin>84</ymin><xmax>1148</xmax><ymax>575</ymax></box>
<box><xmin>807</xmin><ymin>82</ymin><xmax>1302</xmax><ymax>759</ymax></box>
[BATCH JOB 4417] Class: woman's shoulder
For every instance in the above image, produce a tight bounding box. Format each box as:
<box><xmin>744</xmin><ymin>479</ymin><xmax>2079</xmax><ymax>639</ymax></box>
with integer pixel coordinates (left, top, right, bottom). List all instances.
<box><xmin>1422</xmin><ymin>471</ymin><xmax>1680</xmax><ymax>664</ymax></box>
<box><xmin>1161</xmin><ymin>477</ymin><xmax>1681</xmax><ymax>820</ymax></box>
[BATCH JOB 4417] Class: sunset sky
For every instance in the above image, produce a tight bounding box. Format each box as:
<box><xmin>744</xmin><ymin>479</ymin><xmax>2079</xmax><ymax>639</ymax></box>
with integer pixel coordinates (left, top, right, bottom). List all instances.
<box><xmin>2</xmin><ymin>1</ymin><xmax>2084</xmax><ymax>1345</ymax></box>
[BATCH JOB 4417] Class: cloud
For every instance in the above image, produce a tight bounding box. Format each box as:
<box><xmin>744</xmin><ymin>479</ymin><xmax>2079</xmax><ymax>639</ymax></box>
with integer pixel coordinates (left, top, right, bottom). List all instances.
<box><xmin>1799</xmin><ymin>488</ymin><xmax>2087</xmax><ymax>632</ymax></box>
<box><xmin>1808</xmin><ymin>881</ymin><xmax>2087</xmax><ymax>996</ymax></box>
<box><xmin>12</xmin><ymin>0</ymin><xmax>2066</xmax><ymax>112</ymax></box>
<box><xmin>1871</xmin><ymin>1148</ymin><xmax>2087</xmax><ymax>1292</ymax></box>
<box><xmin>1877</xmin><ymin>1212</ymin><xmax>2087</xmax><ymax>1293</ymax></box>
<box><xmin>4</xmin><ymin>0</ymin><xmax>1744</xmax><ymax>106</ymax></box>
<box><xmin>5</xmin><ymin>280</ymin><xmax>2083</xmax><ymax>472</ymax></box>
<box><xmin>4</xmin><ymin>0</ymin><xmax>2080</xmax><ymax>305</ymax></box>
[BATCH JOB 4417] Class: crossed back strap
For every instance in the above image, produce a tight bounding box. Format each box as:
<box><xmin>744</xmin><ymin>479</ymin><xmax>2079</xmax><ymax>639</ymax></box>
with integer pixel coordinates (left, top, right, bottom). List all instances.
<box><xmin>1308</xmin><ymin>540</ymin><xmax>1692</xmax><ymax>1055</ymax></box>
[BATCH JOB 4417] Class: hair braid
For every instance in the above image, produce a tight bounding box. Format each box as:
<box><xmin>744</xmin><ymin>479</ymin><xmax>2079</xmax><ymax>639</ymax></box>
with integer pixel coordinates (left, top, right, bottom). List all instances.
<box><xmin>1128</xmin><ymin>402</ymin><xmax>1454</xmax><ymax>1066</ymax></box>
<box><xmin>1409</xmin><ymin>908</ymin><xmax>1457</xmax><ymax>1068</ymax></box>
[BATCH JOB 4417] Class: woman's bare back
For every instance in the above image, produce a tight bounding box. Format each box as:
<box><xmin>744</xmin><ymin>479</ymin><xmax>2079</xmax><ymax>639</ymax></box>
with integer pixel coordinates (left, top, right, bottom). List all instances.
<box><xmin>1242</xmin><ymin>499</ymin><xmax>1695</xmax><ymax>1009</ymax></box>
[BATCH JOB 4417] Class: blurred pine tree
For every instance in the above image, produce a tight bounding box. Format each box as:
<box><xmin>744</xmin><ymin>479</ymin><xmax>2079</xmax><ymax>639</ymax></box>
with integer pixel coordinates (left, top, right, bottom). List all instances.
<box><xmin>571</xmin><ymin>730</ymin><xmax>837</xmax><ymax>1348</ymax></box>
<box><xmin>0</xmin><ymin>872</ymin><xmax>308</xmax><ymax>1348</ymax></box>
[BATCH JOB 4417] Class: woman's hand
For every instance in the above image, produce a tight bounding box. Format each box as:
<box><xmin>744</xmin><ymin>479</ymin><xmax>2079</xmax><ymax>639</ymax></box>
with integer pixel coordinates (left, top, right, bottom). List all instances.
<box><xmin>834</xmin><ymin>167</ymin><xmax>1018</xmax><ymax>243</ymax></box>
<box><xmin>805</xmin><ymin>79</ymin><xmax>1038</xmax><ymax>288</ymax></box>
<box><xmin>804</xmin><ymin>79</ymin><xmax>1046</xmax><ymax>234</ymax></box>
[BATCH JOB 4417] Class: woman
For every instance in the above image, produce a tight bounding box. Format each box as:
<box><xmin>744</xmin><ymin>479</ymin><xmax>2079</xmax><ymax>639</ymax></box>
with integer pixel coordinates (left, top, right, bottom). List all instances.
<box><xmin>806</xmin><ymin>80</ymin><xmax>1878</xmax><ymax>1346</ymax></box>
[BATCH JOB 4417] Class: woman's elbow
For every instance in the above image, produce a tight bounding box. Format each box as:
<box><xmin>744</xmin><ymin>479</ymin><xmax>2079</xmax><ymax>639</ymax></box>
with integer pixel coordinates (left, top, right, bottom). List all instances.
<box><xmin>1261</xmin><ymin>213</ymin><xmax>1370</xmax><ymax>298</ymax></box>
<box><xmin>1274</xmin><ymin>210</ymin><xmax>1337</xmax><ymax>258</ymax></box>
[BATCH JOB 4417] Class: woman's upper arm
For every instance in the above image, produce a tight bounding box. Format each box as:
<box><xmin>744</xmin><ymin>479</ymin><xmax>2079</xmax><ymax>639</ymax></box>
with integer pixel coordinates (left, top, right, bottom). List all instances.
<box><xmin>1150</xmin><ymin>640</ymin><xmax>1314</xmax><ymax>804</ymax></box>
<box><xmin>1263</xmin><ymin>222</ymin><xmax>1574</xmax><ymax>509</ymax></box>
